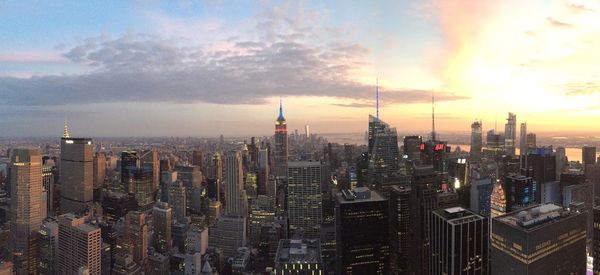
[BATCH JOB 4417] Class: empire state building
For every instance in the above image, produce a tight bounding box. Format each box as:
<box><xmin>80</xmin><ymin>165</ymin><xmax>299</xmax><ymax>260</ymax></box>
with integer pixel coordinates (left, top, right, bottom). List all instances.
<box><xmin>273</xmin><ymin>99</ymin><xmax>288</xmax><ymax>179</ymax></box>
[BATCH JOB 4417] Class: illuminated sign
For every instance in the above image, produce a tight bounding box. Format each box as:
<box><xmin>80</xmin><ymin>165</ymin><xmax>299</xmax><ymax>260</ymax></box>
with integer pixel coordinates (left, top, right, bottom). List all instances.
<box><xmin>419</xmin><ymin>143</ymin><xmax>425</xmax><ymax>151</ymax></box>
<box><xmin>434</xmin><ymin>144</ymin><xmax>445</xmax><ymax>151</ymax></box>
<box><xmin>65</xmin><ymin>140</ymin><xmax>74</xmax><ymax>144</ymax></box>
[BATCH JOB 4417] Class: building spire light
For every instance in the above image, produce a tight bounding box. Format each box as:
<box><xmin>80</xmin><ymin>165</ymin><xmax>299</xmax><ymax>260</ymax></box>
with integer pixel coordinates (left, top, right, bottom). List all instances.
<box><xmin>63</xmin><ymin>119</ymin><xmax>70</xmax><ymax>138</ymax></box>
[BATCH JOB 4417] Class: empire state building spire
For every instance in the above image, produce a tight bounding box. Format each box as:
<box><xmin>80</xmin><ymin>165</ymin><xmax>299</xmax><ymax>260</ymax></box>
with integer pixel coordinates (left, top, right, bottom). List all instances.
<box><xmin>277</xmin><ymin>97</ymin><xmax>285</xmax><ymax>122</ymax></box>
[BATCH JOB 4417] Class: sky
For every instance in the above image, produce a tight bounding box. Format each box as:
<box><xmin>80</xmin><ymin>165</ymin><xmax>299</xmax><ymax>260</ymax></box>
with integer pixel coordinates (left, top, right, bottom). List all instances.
<box><xmin>1</xmin><ymin>0</ymin><xmax>600</xmax><ymax>137</ymax></box>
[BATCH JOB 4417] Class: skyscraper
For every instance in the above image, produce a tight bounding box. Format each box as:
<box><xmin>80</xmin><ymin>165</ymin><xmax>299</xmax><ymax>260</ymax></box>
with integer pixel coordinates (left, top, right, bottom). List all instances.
<box><xmin>10</xmin><ymin>148</ymin><xmax>42</xmax><ymax>274</ymax></box>
<box><xmin>593</xmin><ymin>206</ymin><xmax>600</xmax><ymax>275</ymax></box>
<box><xmin>403</xmin><ymin>135</ymin><xmax>423</xmax><ymax>162</ymax></box>
<box><xmin>504</xmin><ymin>112</ymin><xmax>517</xmax><ymax>156</ymax></box>
<box><xmin>526</xmin><ymin>133</ymin><xmax>537</xmax><ymax>149</ymax></box>
<box><xmin>335</xmin><ymin>187</ymin><xmax>389</xmax><ymax>274</ymax></box>
<box><xmin>168</xmin><ymin>181</ymin><xmax>187</xmax><ymax>223</ymax></box>
<box><xmin>519</xmin><ymin>122</ymin><xmax>527</xmax><ymax>156</ymax></box>
<box><xmin>367</xmin><ymin>115</ymin><xmax>399</xmax><ymax>185</ymax></box>
<box><xmin>140</xmin><ymin>149</ymin><xmax>159</xmax><ymax>192</ymax></box>
<box><xmin>407</xmin><ymin>165</ymin><xmax>439</xmax><ymax>275</ymax></box>
<box><xmin>583</xmin><ymin>146</ymin><xmax>597</xmax><ymax>176</ymax></box>
<box><xmin>224</xmin><ymin>151</ymin><xmax>248</xmax><ymax>217</ymax></box>
<box><xmin>273</xmin><ymin>99</ymin><xmax>289</xmax><ymax>179</ymax></box>
<box><xmin>430</xmin><ymin>207</ymin><xmax>489</xmax><ymax>275</ymax></box>
<box><xmin>124</xmin><ymin>166</ymin><xmax>154</xmax><ymax>211</ymax></box>
<box><xmin>389</xmin><ymin>185</ymin><xmax>411</xmax><ymax>274</ymax></box>
<box><xmin>152</xmin><ymin>202</ymin><xmax>172</xmax><ymax>253</ymax></box>
<box><xmin>470</xmin><ymin>120</ymin><xmax>483</xmax><ymax>162</ymax></box>
<box><xmin>491</xmin><ymin>203</ymin><xmax>586</xmax><ymax>275</ymax></box>
<box><xmin>93</xmin><ymin>151</ymin><xmax>106</xmax><ymax>189</ymax></box>
<box><xmin>555</xmin><ymin>146</ymin><xmax>566</xmax><ymax>181</ymax></box>
<box><xmin>121</xmin><ymin>211</ymin><xmax>148</xmax><ymax>265</ymax></box>
<box><xmin>287</xmin><ymin>161</ymin><xmax>322</xmax><ymax>239</ymax></box>
<box><xmin>504</xmin><ymin>174</ymin><xmax>537</xmax><ymax>212</ymax></box>
<box><xmin>120</xmin><ymin>150</ymin><xmax>139</xmax><ymax>183</ymax></box>
<box><xmin>57</xmin><ymin>213</ymin><xmax>102</xmax><ymax>275</ymax></box>
<box><xmin>208</xmin><ymin>216</ymin><xmax>247</xmax><ymax>258</ymax></box>
<box><xmin>60</xmin><ymin>131</ymin><xmax>94</xmax><ymax>213</ymax></box>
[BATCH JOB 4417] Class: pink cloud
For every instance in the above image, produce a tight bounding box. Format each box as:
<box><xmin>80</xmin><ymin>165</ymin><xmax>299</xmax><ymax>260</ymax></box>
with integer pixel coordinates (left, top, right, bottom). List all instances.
<box><xmin>0</xmin><ymin>51</ymin><xmax>66</xmax><ymax>63</ymax></box>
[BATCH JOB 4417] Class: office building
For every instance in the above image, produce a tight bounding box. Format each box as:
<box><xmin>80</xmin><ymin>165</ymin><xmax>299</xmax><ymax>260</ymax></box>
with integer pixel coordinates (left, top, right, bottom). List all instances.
<box><xmin>208</xmin><ymin>152</ymin><xmax>223</xmax><ymax>183</ymax></box>
<box><xmin>430</xmin><ymin>207</ymin><xmax>489</xmax><ymax>275</ymax></box>
<box><xmin>224</xmin><ymin>151</ymin><xmax>248</xmax><ymax>217</ymax></box>
<box><xmin>249</xmin><ymin>195</ymin><xmax>276</xmax><ymax>246</ymax></box>
<box><xmin>209</xmin><ymin>216</ymin><xmax>246</xmax><ymax>258</ymax></box>
<box><xmin>57</xmin><ymin>213</ymin><xmax>102</xmax><ymax>275</ymax></box>
<box><xmin>168</xmin><ymin>181</ymin><xmax>187</xmax><ymax>223</ymax></box>
<box><xmin>403</xmin><ymin>135</ymin><xmax>422</xmax><ymax>162</ymax></box>
<box><xmin>583</xmin><ymin>146</ymin><xmax>597</xmax><ymax>177</ymax></box>
<box><xmin>9</xmin><ymin>148</ymin><xmax>42</xmax><ymax>274</ymax></box>
<box><xmin>336</xmin><ymin>187</ymin><xmax>389</xmax><ymax>274</ymax></box>
<box><xmin>504</xmin><ymin>112</ymin><xmax>517</xmax><ymax>156</ymax></box>
<box><xmin>367</xmin><ymin>115</ymin><xmax>399</xmax><ymax>185</ymax></box>
<box><xmin>486</xmin><ymin>129</ymin><xmax>505</xmax><ymax>150</ymax></box>
<box><xmin>526</xmin><ymin>133</ymin><xmax>536</xmax><ymax>149</ymax></box>
<box><xmin>504</xmin><ymin>175</ymin><xmax>536</xmax><ymax>213</ymax></box>
<box><xmin>184</xmin><ymin>252</ymin><xmax>202</xmax><ymax>275</ymax></box>
<box><xmin>273</xmin><ymin>239</ymin><xmax>323</xmax><ymax>275</ymax></box>
<box><xmin>389</xmin><ymin>185</ymin><xmax>411</xmax><ymax>274</ymax></box>
<box><xmin>562</xmin><ymin>175</ymin><xmax>594</xmax><ymax>250</ymax></box>
<box><xmin>287</xmin><ymin>161</ymin><xmax>322</xmax><ymax>239</ymax></box>
<box><xmin>160</xmin><ymin>170</ymin><xmax>177</xmax><ymax>203</ymax></box>
<box><xmin>140</xmin><ymin>149</ymin><xmax>159</xmax><ymax>192</ymax></box>
<box><xmin>491</xmin><ymin>204</ymin><xmax>586</xmax><ymax>274</ymax></box>
<box><xmin>471</xmin><ymin>121</ymin><xmax>483</xmax><ymax>162</ymax></box>
<box><xmin>407</xmin><ymin>165</ymin><xmax>438</xmax><ymax>275</ymax></box>
<box><xmin>101</xmin><ymin>191</ymin><xmax>138</xmax><ymax>222</ymax></box>
<box><xmin>593</xmin><ymin>206</ymin><xmax>600</xmax><ymax>275</ymax></box>
<box><xmin>192</xmin><ymin>150</ymin><xmax>205</xmax><ymax>172</ymax></box>
<box><xmin>39</xmin><ymin>219</ymin><xmax>59</xmax><ymax>275</ymax></box>
<box><xmin>121</xmin><ymin>211</ymin><xmax>148</xmax><ymax>265</ymax></box>
<box><xmin>175</xmin><ymin>165</ymin><xmax>202</xmax><ymax>211</ymax></box>
<box><xmin>124</xmin><ymin>166</ymin><xmax>154</xmax><ymax>211</ymax></box>
<box><xmin>187</xmin><ymin>225</ymin><xmax>208</xmax><ymax>255</ymax></box>
<box><xmin>555</xmin><ymin>146</ymin><xmax>566</xmax><ymax>181</ymax></box>
<box><xmin>469</xmin><ymin>177</ymin><xmax>492</xmax><ymax>217</ymax></box>
<box><xmin>120</xmin><ymin>150</ymin><xmax>139</xmax><ymax>183</ymax></box>
<box><xmin>152</xmin><ymin>202</ymin><xmax>172</xmax><ymax>253</ymax></box>
<box><xmin>519</xmin><ymin>122</ymin><xmax>527</xmax><ymax>156</ymax></box>
<box><xmin>525</xmin><ymin>151</ymin><xmax>556</xmax><ymax>203</ymax></box>
<box><xmin>42</xmin><ymin>163</ymin><xmax>56</xmax><ymax>217</ymax></box>
<box><xmin>274</xmin><ymin>99</ymin><xmax>289</xmax><ymax>179</ymax></box>
<box><xmin>93</xmin><ymin>152</ymin><xmax>106</xmax><ymax>189</ymax></box>
<box><xmin>60</xmin><ymin>134</ymin><xmax>94</xmax><ymax>213</ymax></box>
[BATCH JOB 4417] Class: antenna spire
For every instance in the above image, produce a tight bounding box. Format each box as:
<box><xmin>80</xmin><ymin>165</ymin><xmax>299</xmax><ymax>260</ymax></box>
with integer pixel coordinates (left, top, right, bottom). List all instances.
<box><xmin>431</xmin><ymin>91</ymin><xmax>436</xmax><ymax>141</ymax></box>
<box><xmin>376</xmin><ymin>78</ymin><xmax>379</xmax><ymax>120</ymax></box>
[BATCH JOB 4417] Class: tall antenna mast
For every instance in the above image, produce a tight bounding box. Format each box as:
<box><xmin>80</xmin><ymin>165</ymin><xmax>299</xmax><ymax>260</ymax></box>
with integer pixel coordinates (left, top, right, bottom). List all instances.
<box><xmin>376</xmin><ymin>78</ymin><xmax>379</xmax><ymax>120</ymax></box>
<box><xmin>431</xmin><ymin>91</ymin><xmax>436</xmax><ymax>141</ymax></box>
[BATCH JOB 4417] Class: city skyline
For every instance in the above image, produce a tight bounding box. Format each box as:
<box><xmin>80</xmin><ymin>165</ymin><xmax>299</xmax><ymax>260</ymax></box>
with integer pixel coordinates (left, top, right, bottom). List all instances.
<box><xmin>2</xmin><ymin>0</ymin><xmax>600</xmax><ymax>137</ymax></box>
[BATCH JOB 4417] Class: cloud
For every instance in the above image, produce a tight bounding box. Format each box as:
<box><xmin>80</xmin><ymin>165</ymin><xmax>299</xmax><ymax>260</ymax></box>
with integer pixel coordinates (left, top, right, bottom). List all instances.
<box><xmin>563</xmin><ymin>80</ymin><xmax>600</xmax><ymax>95</ymax></box>
<box><xmin>568</xmin><ymin>3</ymin><xmax>595</xmax><ymax>13</ymax></box>
<box><xmin>0</xmin><ymin>51</ymin><xmax>66</xmax><ymax>63</ymax></box>
<box><xmin>547</xmin><ymin>17</ymin><xmax>573</xmax><ymax>28</ymax></box>
<box><xmin>0</xmin><ymin>20</ymin><xmax>465</xmax><ymax>106</ymax></box>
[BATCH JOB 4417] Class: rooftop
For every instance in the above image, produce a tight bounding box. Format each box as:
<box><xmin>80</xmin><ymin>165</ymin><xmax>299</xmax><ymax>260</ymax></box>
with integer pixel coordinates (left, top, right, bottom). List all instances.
<box><xmin>337</xmin><ymin>187</ymin><xmax>385</xmax><ymax>204</ymax></box>
<box><xmin>433</xmin><ymin>207</ymin><xmax>484</xmax><ymax>225</ymax></box>
<box><xmin>275</xmin><ymin>239</ymin><xmax>322</xmax><ymax>264</ymax></box>
<box><xmin>496</xmin><ymin>203</ymin><xmax>576</xmax><ymax>231</ymax></box>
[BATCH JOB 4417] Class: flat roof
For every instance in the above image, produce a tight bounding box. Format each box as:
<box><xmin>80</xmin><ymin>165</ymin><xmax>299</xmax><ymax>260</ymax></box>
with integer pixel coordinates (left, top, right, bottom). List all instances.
<box><xmin>495</xmin><ymin>203</ymin><xmax>575</xmax><ymax>231</ymax></box>
<box><xmin>276</xmin><ymin>239</ymin><xmax>322</xmax><ymax>264</ymax></box>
